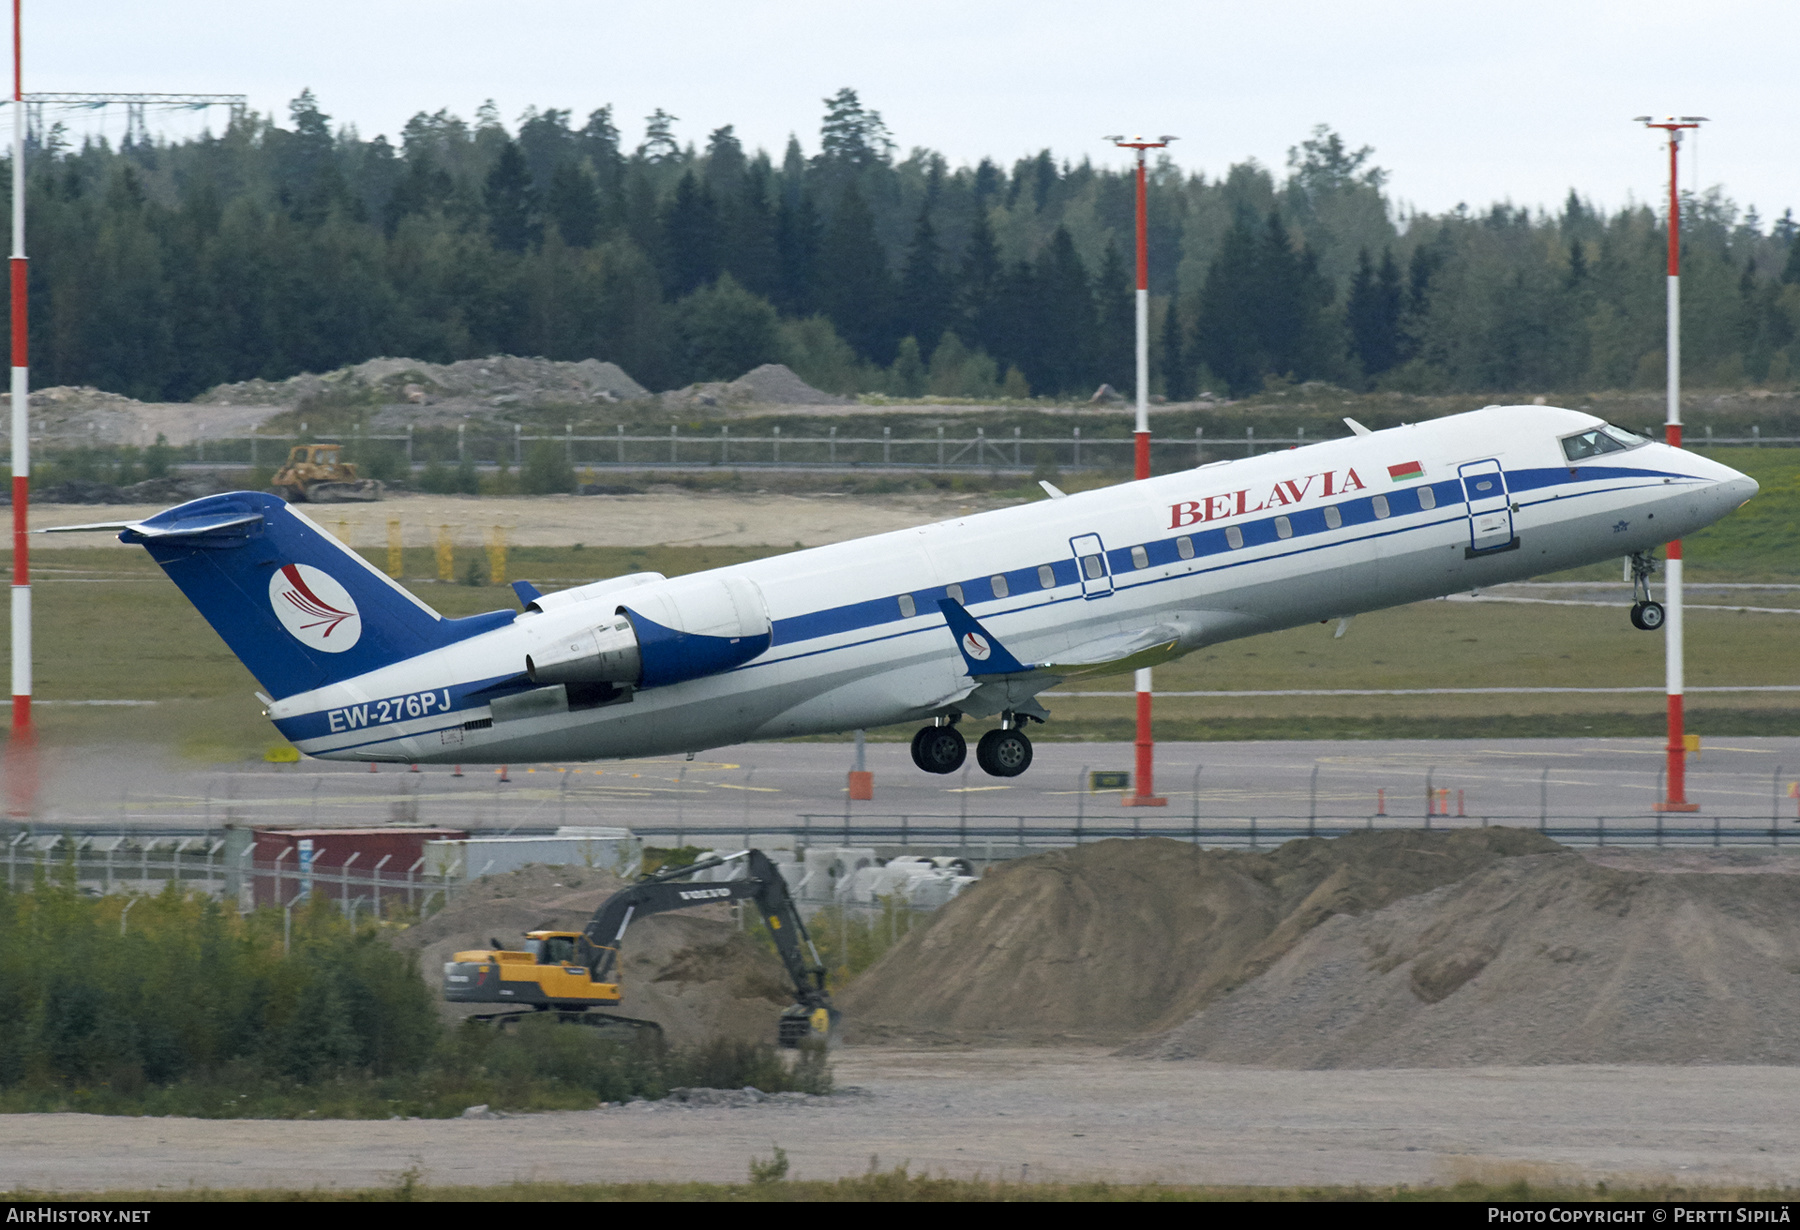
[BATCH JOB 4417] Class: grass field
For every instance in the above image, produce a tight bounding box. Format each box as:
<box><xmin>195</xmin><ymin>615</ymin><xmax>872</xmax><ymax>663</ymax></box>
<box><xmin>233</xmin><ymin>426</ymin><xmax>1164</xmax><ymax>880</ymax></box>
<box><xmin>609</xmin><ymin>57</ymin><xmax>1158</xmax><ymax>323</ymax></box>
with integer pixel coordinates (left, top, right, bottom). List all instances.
<box><xmin>3</xmin><ymin>447</ymin><xmax>1793</xmax><ymax>756</ymax></box>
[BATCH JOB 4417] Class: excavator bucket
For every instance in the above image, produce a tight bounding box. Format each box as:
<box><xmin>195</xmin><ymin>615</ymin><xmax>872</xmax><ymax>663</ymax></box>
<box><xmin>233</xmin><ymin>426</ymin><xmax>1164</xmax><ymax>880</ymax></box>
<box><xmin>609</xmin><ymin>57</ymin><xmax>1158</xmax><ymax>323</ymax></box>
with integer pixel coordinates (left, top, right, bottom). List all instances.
<box><xmin>779</xmin><ymin>1002</ymin><xmax>841</xmax><ymax>1049</ymax></box>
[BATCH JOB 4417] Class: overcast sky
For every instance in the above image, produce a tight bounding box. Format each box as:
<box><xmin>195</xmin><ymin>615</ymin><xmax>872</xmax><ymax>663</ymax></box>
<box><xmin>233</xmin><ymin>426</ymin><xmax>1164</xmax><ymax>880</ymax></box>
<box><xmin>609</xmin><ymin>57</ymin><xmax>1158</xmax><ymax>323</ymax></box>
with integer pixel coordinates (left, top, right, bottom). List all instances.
<box><xmin>24</xmin><ymin>0</ymin><xmax>1799</xmax><ymax>224</ymax></box>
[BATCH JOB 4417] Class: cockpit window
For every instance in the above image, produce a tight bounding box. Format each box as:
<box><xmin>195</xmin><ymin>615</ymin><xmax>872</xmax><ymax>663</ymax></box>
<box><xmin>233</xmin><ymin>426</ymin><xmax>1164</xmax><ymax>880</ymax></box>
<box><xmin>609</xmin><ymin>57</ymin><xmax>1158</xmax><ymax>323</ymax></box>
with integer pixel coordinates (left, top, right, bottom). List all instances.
<box><xmin>1561</xmin><ymin>424</ymin><xmax>1646</xmax><ymax>462</ymax></box>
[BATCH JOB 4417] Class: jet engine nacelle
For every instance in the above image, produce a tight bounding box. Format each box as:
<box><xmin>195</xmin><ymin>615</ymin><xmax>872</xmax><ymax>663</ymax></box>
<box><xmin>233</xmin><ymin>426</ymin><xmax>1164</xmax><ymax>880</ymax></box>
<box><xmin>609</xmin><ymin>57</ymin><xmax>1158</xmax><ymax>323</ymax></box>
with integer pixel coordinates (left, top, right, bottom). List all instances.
<box><xmin>524</xmin><ymin>574</ymin><xmax>772</xmax><ymax>690</ymax></box>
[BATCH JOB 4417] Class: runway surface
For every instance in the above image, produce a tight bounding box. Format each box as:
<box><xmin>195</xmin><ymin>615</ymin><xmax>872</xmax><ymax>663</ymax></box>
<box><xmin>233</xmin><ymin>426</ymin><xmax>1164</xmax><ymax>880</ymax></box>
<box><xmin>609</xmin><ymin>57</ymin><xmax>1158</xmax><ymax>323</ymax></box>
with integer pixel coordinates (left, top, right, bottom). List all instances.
<box><xmin>22</xmin><ymin>736</ymin><xmax>1800</xmax><ymax>843</ymax></box>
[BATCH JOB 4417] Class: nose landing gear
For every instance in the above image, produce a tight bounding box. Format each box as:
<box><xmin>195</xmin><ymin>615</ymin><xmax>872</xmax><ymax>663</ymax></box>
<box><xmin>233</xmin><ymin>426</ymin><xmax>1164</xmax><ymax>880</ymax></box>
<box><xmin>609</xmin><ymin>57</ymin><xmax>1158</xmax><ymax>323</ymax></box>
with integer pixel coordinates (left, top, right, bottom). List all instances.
<box><xmin>1627</xmin><ymin>550</ymin><xmax>1664</xmax><ymax>632</ymax></box>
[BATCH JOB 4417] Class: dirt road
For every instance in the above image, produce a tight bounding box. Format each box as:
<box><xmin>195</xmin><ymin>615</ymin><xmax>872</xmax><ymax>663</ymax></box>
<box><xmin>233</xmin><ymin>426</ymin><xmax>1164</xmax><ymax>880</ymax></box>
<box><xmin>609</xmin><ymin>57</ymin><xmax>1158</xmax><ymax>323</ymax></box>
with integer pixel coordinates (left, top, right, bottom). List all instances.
<box><xmin>27</xmin><ymin>490</ymin><xmax>1016</xmax><ymax>551</ymax></box>
<box><xmin>3</xmin><ymin>1049</ymin><xmax>1797</xmax><ymax>1193</ymax></box>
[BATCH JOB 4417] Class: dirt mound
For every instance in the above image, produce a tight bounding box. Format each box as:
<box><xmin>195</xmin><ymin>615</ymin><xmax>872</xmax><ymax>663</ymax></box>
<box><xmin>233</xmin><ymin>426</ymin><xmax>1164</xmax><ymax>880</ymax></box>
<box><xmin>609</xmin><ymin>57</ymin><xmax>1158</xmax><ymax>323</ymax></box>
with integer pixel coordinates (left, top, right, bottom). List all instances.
<box><xmin>662</xmin><ymin>363</ymin><xmax>851</xmax><ymax>410</ymax></box>
<box><xmin>390</xmin><ymin>864</ymin><xmax>794</xmax><ymax>1049</ymax></box>
<box><xmin>838</xmin><ymin>828</ymin><xmax>1561</xmax><ymax>1045</ymax></box>
<box><xmin>1129</xmin><ymin>852</ymin><xmax>1800</xmax><ymax>1067</ymax></box>
<box><xmin>197</xmin><ymin>355</ymin><xmax>650</xmax><ymax>410</ymax></box>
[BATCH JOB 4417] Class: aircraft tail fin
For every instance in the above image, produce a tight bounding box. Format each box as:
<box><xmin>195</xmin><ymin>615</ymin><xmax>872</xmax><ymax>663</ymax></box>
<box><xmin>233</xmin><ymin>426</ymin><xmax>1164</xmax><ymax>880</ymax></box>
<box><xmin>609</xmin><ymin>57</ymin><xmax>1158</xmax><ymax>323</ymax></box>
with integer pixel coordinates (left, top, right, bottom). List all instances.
<box><xmin>58</xmin><ymin>492</ymin><xmax>515</xmax><ymax>699</ymax></box>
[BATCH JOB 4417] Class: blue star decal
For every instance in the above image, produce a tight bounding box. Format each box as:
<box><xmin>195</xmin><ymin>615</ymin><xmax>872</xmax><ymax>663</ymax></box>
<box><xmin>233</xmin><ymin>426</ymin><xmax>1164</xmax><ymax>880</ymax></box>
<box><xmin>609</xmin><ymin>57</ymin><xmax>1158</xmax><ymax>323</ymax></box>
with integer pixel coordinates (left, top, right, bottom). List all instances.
<box><xmin>1612</xmin><ymin>520</ymin><xmax>1630</xmax><ymax>533</ymax></box>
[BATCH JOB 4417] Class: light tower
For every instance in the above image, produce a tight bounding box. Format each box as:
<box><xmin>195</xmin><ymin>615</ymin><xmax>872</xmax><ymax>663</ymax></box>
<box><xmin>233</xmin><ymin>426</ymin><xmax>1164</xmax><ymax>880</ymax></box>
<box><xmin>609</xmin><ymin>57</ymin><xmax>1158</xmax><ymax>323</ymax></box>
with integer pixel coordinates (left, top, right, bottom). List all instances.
<box><xmin>6</xmin><ymin>0</ymin><xmax>31</xmax><ymax>819</ymax></box>
<box><xmin>1107</xmin><ymin>133</ymin><xmax>1175</xmax><ymax>809</ymax></box>
<box><xmin>1635</xmin><ymin>115</ymin><xmax>1706</xmax><ymax>814</ymax></box>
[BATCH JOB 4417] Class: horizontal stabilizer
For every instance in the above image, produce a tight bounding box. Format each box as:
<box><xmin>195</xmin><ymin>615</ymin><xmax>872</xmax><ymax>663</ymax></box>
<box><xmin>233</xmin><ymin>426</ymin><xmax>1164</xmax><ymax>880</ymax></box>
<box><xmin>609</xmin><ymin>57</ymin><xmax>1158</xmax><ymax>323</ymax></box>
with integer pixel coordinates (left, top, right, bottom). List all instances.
<box><xmin>41</xmin><ymin>510</ymin><xmax>265</xmax><ymax>540</ymax></box>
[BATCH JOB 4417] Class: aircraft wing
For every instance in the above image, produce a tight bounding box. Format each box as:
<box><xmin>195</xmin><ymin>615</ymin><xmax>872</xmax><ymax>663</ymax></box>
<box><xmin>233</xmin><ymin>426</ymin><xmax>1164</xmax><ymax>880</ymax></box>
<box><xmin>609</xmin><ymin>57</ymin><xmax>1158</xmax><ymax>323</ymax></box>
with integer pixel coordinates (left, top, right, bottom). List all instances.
<box><xmin>937</xmin><ymin>598</ymin><xmax>1184</xmax><ymax>681</ymax></box>
<box><xmin>1039</xmin><ymin>625</ymin><xmax>1184</xmax><ymax>678</ymax></box>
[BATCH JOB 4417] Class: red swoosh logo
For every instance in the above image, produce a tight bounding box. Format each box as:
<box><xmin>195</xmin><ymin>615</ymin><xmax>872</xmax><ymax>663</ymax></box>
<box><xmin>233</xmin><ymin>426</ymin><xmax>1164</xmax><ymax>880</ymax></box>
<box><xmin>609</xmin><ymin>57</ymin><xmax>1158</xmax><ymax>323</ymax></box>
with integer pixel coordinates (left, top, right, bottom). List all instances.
<box><xmin>280</xmin><ymin>565</ymin><xmax>356</xmax><ymax>638</ymax></box>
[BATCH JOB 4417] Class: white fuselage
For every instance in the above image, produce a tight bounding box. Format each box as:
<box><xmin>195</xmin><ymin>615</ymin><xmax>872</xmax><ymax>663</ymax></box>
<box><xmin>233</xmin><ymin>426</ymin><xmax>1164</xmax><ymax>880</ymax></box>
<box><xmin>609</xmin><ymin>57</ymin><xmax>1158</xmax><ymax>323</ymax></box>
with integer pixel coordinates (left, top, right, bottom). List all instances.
<box><xmin>267</xmin><ymin>406</ymin><xmax>1755</xmax><ymax>763</ymax></box>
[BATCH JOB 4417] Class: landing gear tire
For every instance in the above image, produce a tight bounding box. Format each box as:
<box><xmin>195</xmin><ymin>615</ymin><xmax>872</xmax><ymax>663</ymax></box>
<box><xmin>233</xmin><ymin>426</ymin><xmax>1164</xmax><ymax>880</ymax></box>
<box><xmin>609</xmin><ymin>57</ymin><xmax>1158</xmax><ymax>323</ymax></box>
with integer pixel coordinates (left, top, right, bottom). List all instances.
<box><xmin>1630</xmin><ymin>600</ymin><xmax>1666</xmax><ymax>631</ymax></box>
<box><xmin>975</xmin><ymin>728</ymin><xmax>1033</xmax><ymax>777</ymax></box>
<box><xmin>911</xmin><ymin>725</ymin><xmax>967</xmax><ymax>774</ymax></box>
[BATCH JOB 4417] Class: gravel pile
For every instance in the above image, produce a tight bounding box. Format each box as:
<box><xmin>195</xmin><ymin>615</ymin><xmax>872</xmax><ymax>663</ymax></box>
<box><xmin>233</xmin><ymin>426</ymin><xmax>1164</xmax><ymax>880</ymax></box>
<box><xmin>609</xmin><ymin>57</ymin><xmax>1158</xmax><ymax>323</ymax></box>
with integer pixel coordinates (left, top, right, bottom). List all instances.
<box><xmin>661</xmin><ymin>363</ymin><xmax>851</xmax><ymax>410</ymax></box>
<box><xmin>1127</xmin><ymin>851</ymin><xmax>1800</xmax><ymax>1067</ymax></box>
<box><xmin>838</xmin><ymin>829</ymin><xmax>1559</xmax><ymax>1045</ymax></box>
<box><xmin>197</xmin><ymin>355</ymin><xmax>650</xmax><ymax>409</ymax></box>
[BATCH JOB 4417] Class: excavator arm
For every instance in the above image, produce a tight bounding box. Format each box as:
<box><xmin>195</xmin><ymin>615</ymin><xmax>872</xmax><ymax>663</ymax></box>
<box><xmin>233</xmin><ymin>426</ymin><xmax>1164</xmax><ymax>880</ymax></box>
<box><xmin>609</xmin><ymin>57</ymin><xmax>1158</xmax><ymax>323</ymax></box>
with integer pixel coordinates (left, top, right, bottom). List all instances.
<box><xmin>579</xmin><ymin>849</ymin><xmax>837</xmax><ymax>1047</ymax></box>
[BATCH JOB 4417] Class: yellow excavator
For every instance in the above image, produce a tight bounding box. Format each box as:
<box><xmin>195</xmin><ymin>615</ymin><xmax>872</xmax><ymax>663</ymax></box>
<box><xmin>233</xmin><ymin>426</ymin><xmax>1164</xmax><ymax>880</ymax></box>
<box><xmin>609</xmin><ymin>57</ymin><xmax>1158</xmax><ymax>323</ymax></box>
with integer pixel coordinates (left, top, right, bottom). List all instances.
<box><xmin>442</xmin><ymin>849</ymin><xmax>838</xmax><ymax>1048</ymax></box>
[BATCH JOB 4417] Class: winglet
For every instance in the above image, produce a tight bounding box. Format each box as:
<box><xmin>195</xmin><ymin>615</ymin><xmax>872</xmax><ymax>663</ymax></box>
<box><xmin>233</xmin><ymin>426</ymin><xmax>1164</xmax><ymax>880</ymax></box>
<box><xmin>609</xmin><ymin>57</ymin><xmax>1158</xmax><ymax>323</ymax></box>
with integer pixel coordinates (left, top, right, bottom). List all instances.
<box><xmin>1343</xmin><ymin>417</ymin><xmax>1372</xmax><ymax>437</ymax></box>
<box><xmin>511</xmin><ymin>580</ymin><xmax>543</xmax><ymax>607</ymax></box>
<box><xmin>937</xmin><ymin>598</ymin><xmax>1030</xmax><ymax>676</ymax></box>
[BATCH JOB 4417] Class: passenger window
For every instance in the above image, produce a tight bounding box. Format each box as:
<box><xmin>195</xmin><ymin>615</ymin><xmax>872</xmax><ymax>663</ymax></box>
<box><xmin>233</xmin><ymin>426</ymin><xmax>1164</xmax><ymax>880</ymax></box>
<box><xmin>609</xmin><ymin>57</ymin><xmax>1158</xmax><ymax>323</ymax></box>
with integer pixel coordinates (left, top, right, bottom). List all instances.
<box><xmin>1130</xmin><ymin>545</ymin><xmax>1148</xmax><ymax>569</ymax></box>
<box><xmin>1038</xmin><ymin>564</ymin><xmax>1055</xmax><ymax>589</ymax></box>
<box><xmin>946</xmin><ymin>583</ymin><xmax>964</xmax><ymax>605</ymax></box>
<box><xmin>990</xmin><ymin>574</ymin><xmax>1009</xmax><ymax>599</ymax></box>
<box><xmin>1176</xmin><ymin>536</ymin><xmax>1194</xmax><ymax>560</ymax></box>
<box><xmin>1324</xmin><ymin>506</ymin><xmax>1342</xmax><ymax>529</ymax></box>
<box><xmin>1419</xmin><ymin>486</ymin><xmax>1437</xmax><ymax>510</ymax></box>
<box><xmin>1082</xmin><ymin>554</ymin><xmax>1104</xmax><ymax>579</ymax></box>
<box><xmin>1274</xmin><ymin>516</ymin><xmax>1292</xmax><ymax>539</ymax></box>
<box><xmin>1225</xmin><ymin>526</ymin><xmax>1244</xmax><ymax>549</ymax></box>
<box><xmin>898</xmin><ymin>594</ymin><xmax>916</xmax><ymax>618</ymax></box>
<box><xmin>1372</xmin><ymin>495</ymin><xmax>1390</xmax><ymax>519</ymax></box>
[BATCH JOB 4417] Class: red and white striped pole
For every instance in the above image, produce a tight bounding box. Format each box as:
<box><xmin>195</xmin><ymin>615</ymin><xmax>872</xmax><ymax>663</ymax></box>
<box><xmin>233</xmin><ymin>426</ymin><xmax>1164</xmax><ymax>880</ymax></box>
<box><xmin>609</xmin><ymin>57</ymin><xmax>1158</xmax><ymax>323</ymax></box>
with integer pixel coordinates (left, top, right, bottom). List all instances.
<box><xmin>1641</xmin><ymin>116</ymin><xmax>1704</xmax><ymax>815</ymax></box>
<box><xmin>1110</xmin><ymin>134</ymin><xmax>1173</xmax><ymax>810</ymax></box>
<box><xmin>6</xmin><ymin>0</ymin><xmax>31</xmax><ymax>818</ymax></box>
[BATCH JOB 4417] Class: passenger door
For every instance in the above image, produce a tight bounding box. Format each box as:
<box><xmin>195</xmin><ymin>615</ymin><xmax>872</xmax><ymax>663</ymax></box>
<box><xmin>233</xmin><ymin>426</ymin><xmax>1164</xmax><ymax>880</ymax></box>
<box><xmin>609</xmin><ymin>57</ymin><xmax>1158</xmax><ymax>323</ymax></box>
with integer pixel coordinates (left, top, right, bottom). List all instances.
<box><xmin>1069</xmin><ymin>533</ymin><xmax>1114</xmax><ymax>599</ymax></box>
<box><xmin>1458</xmin><ymin>459</ymin><xmax>1514</xmax><ymax>553</ymax></box>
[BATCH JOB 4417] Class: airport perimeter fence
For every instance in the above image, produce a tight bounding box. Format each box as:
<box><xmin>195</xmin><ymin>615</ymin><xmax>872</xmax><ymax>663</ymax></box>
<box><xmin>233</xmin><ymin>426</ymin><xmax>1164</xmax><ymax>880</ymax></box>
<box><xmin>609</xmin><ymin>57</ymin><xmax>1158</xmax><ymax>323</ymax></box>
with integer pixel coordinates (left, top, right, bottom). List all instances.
<box><xmin>655</xmin><ymin>811</ymin><xmax>1800</xmax><ymax>854</ymax></box>
<box><xmin>21</xmin><ymin>422</ymin><xmax>1800</xmax><ymax>475</ymax></box>
<box><xmin>3</xmin><ymin>832</ymin><xmax>461</xmax><ymax>923</ymax></box>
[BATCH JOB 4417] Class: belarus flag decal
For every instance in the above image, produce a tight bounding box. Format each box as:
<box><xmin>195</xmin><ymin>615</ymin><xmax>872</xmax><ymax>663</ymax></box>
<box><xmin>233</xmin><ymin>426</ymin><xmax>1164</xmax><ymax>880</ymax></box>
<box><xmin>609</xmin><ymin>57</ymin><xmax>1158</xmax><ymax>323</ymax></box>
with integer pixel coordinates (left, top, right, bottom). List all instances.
<box><xmin>1387</xmin><ymin>460</ymin><xmax>1425</xmax><ymax>483</ymax></box>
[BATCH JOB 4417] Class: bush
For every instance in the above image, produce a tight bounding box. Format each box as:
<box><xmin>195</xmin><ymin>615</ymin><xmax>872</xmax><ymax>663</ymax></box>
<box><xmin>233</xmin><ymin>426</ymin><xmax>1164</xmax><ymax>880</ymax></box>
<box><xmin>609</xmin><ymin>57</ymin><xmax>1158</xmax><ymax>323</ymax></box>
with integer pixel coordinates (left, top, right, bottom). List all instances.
<box><xmin>521</xmin><ymin>440</ymin><xmax>576</xmax><ymax>495</ymax></box>
<box><xmin>0</xmin><ymin>875</ymin><xmax>832</xmax><ymax>1116</ymax></box>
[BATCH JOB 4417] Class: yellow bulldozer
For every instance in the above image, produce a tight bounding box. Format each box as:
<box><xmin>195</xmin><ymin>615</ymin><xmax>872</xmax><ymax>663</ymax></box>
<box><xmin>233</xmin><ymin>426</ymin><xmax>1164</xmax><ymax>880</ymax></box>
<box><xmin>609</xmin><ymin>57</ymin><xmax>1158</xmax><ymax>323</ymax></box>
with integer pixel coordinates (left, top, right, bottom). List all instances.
<box><xmin>270</xmin><ymin>444</ymin><xmax>384</xmax><ymax>503</ymax></box>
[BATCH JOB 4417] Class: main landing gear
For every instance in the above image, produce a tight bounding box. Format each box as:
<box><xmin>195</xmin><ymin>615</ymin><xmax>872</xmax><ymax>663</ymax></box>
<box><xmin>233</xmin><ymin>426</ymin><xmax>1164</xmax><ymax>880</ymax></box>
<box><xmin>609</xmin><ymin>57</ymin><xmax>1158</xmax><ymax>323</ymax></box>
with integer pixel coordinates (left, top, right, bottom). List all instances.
<box><xmin>1627</xmin><ymin>550</ymin><xmax>1665</xmax><ymax>631</ymax></box>
<box><xmin>910</xmin><ymin>713</ymin><xmax>1038</xmax><ymax>778</ymax></box>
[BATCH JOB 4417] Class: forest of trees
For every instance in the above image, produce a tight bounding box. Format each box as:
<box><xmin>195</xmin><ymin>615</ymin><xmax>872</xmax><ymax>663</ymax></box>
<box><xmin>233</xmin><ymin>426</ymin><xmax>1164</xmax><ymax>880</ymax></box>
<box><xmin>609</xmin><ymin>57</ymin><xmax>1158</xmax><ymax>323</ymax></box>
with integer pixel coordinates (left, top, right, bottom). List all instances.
<box><xmin>7</xmin><ymin>87</ymin><xmax>1800</xmax><ymax>404</ymax></box>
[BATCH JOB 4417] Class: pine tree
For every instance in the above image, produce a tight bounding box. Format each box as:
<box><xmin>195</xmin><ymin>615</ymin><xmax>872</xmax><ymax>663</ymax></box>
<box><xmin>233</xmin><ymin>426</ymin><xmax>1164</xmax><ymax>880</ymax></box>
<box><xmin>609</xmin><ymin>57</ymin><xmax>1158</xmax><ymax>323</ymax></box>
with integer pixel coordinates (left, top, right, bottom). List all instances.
<box><xmin>1160</xmin><ymin>296</ymin><xmax>1190</xmax><ymax>401</ymax></box>
<box><xmin>546</xmin><ymin>161</ymin><xmax>600</xmax><ymax>247</ymax></box>
<box><xmin>773</xmin><ymin>189</ymin><xmax>821</xmax><ymax>316</ymax></box>
<box><xmin>817</xmin><ymin>182</ymin><xmax>895</xmax><ymax>361</ymax></box>
<box><xmin>957</xmin><ymin>209</ymin><xmax>1003</xmax><ymax>353</ymax></box>
<box><xmin>660</xmin><ymin>171</ymin><xmax>721</xmax><ymax>296</ymax></box>
<box><xmin>1028</xmin><ymin>227</ymin><xmax>1095</xmax><ymax>396</ymax></box>
<box><xmin>898</xmin><ymin>204</ymin><xmax>951</xmax><ymax>350</ymax></box>
<box><xmin>484</xmin><ymin>140</ymin><xmax>539</xmax><ymax>253</ymax></box>
<box><xmin>817</xmin><ymin>88</ymin><xmax>893</xmax><ymax>171</ymax></box>
<box><xmin>1346</xmin><ymin>247</ymin><xmax>1402</xmax><ymax>380</ymax></box>
<box><xmin>1094</xmin><ymin>241</ymin><xmax>1133</xmax><ymax>392</ymax></box>
<box><xmin>637</xmin><ymin>109</ymin><xmax>681</xmax><ymax>164</ymax></box>
<box><xmin>1194</xmin><ymin>213</ymin><xmax>1268</xmax><ymax>396</ymax></box>
<box><xmin>725</xmin><ymin>160</ymin><xmax>781</xmax><ymax>301</ymax></box>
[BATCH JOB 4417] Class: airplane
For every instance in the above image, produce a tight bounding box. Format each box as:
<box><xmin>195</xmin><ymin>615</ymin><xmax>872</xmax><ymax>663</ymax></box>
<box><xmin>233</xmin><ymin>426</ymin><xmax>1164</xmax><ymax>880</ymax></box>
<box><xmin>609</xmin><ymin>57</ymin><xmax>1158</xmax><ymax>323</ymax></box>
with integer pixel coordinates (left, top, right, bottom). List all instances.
<box><xmin>46</xmin><ymin>404</ymin><xmax>1756</xmax><ymax>778</ymax></box>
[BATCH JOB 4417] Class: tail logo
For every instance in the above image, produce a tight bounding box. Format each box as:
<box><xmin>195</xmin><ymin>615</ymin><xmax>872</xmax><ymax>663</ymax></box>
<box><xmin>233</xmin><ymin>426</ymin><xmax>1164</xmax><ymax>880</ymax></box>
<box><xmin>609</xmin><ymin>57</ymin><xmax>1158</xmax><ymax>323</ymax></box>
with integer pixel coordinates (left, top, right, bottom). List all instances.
<box><xmin>269</xmin><ymin>564</ymin><xmax>361</xmax><ymax>652</ymax></box>
<box><xmin>962</xmin><ymin>631</ymin><xmax>992</xmax><ymax>661</ymax></box>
